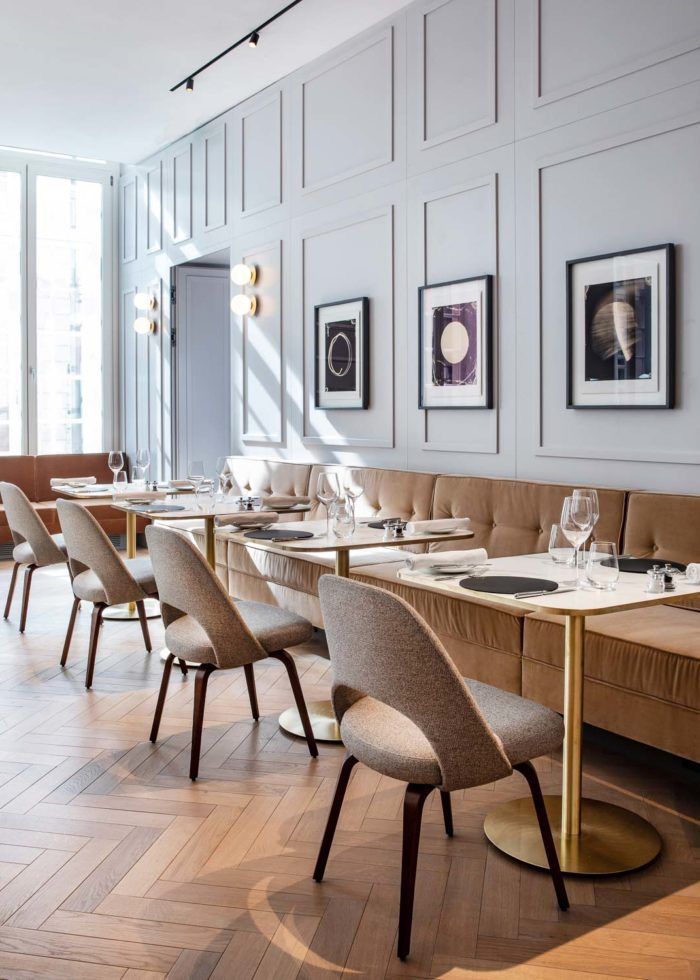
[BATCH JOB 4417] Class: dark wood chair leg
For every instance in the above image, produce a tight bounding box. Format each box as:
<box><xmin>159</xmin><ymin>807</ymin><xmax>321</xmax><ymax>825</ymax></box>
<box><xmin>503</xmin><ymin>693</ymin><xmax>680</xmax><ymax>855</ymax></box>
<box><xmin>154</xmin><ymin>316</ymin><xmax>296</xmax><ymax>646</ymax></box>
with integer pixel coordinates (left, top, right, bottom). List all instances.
<box><xmin>398</xmin><ymin>783</ymin><xmax>434</xmax><ymax>961</ymax></box>
<box><xmin>18</xmin><ymin>564</ymin><xmax>36</xmax><ymax>633</ymax></box>
<box><xmin>190</xmin><ymin>664</ymin><xmax>215</xmax><ymax>781</ymax></box>
<box><xmin>178</xmin><ymin>658</ymin><xmax>189</xmax><ymax>677</ymax></box>
<box><xmin>150</xmin><ymin>653</ymin><xmax>174</xmax><ymax>743</ymax></box>
<box><xmin>60</xmin><ymin>596</ymin><xmax>81</xmax><ymax>667</ymax></box>
<box><xmin>135</xmin><ymin>601</ymin><xmax>152</xmax><ymax>652</ymax></box>
<box><xmin>269</xmin><ymin>649</ymin><xmax>318</xmax><ymax>758</ymax></box>
<box><xmin>313</xmin><ymin>754</ymin><xmax>358</xmax><ymax>882</ymax></box>
<box><xmin>439</xmin><ymin>791</ymin><xmax>454</xmax><ymax>837</ymax></box>
<box><xmin>85</xmin><ymin>603</ymin><xmax>105</xmax><ymax>690</ymax></box>
<box><xmin>243</xmin><ymin>662</ymin><xmax>259</xmax><ymax>721</ymax></box>
<box><xmin>515</xmin><ymin>761</ymin><xmax>569</xmax><ymax>911</ymax></box>
<box><xmin>3</xmin><ymin>562</ymin><xmax>20</xmax><ymax>620</ymax></box>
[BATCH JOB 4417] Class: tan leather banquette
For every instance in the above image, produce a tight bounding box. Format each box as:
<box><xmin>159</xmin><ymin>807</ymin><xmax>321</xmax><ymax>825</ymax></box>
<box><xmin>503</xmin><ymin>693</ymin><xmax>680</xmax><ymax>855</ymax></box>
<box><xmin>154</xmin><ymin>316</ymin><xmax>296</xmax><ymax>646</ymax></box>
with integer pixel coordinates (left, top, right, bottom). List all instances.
<box><xmin>196</xmin><ymin>458</ymin><xmax>699</xmax><ymax>762</ymax></box>
<box><xmin>0</xmin><ymin>454</ymin><xmax>146</xmax><ymax>542</ymax></box>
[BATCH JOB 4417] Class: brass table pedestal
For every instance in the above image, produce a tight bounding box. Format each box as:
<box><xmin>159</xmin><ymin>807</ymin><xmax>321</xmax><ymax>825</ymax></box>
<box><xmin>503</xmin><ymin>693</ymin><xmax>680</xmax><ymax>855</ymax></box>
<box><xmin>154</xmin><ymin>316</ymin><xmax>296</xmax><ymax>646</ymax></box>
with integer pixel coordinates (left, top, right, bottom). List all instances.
<box><xmin>279</xmin><ymin>700</ymin><xmax>341</xmax><ymax>743</ymax></box>
<box><xmin>484</xmin><ymin>795</ymin><xmax>662</xmax><ymax>875</ymax></box>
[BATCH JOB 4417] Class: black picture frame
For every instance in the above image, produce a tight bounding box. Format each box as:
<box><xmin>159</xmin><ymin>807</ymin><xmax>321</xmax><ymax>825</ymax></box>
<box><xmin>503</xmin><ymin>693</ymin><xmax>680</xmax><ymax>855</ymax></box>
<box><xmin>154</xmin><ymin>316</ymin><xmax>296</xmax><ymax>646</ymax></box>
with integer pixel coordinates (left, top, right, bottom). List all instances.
<box><xmin>314</xmin><ymin>297</ymin><xmax>370</xmax><ymax>410</ymax></box>
<box><xmin>566</xmin><ymin>243</ymin><xmax>675</xmax><ymax>410</ymax></box>
<box><xmin>418</xmin><ymin>275</ymin><xmax>494</xmax><ymax>410</ymax></box>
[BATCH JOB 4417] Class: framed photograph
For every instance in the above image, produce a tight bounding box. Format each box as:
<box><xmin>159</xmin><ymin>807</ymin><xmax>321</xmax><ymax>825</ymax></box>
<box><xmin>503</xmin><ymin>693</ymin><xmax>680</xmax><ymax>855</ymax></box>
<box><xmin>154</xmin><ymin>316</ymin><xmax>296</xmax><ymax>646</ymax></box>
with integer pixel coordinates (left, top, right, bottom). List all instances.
<box><xmin>419</xmin><ymin>275</ymin><xmax>493</xmax><ymax>409</ymax></box>
<box><xmin>567</xmin><ymin>244</ymin><xmax>675</xmax><ymax>409</ymax></box>
<box><xmin>315</xmin><ymin>297</ymin><xmax>369</xmax><ymax>410</ymax></box>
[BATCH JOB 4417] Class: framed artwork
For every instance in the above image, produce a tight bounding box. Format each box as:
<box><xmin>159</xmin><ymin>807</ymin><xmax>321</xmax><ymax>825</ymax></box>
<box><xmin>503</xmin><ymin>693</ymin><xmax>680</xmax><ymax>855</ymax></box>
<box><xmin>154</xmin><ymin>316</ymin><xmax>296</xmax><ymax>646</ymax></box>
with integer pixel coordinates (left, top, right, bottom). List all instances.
<box><xmin>314</xmin><ymin>297</ymin><xmax>369</xmax><ymax>410</ymax></box>
<box><xmin>419</xmin><ymin>275</ymin><xmax>493</xmax><ymax>409</ymax></box>
<box><xmin>567</xmin><ymin>244</ymin><xmax>675</xmax><ymax>409</ymax></box>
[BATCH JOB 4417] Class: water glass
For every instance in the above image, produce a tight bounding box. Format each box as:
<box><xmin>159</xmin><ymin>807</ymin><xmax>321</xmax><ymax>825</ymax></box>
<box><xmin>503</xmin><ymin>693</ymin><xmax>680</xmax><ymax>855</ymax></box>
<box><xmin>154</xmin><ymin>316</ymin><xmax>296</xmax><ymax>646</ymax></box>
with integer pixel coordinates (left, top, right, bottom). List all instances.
<box><xmin>586</xmin><ymin>541</ymin><xmax>619</xmax><ymax>591</ymax></box>
<box><xmin>112</xmin><ymin>471</ymin><xmax>128</xmax><ymax>496</ymax></box>
<box><xmin>548</xmin><ymin>524</ymin><xmax>575</xmax><ymax>565</ymax></box>
<box><xmin>331</xmin><ymin>499</ymin><xmax>355</xmax><ymax>539</ymax></box>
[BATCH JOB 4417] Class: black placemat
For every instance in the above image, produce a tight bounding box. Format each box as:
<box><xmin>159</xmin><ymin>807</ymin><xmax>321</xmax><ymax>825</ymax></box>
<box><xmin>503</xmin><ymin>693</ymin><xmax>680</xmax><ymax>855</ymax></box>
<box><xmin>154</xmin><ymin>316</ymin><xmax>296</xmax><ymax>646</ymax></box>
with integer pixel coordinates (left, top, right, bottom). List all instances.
<box><xmin>244</xmin><ymin>529</ymin><xmax>315</xmax><ymax>541</ymax></box>
<box><xmin>129</xmin><ymin>503</ymin><xmax>186</xmax><ymax>513</ymax></box>
<box><xmin>459</xmin><ymin>575</ymin><xmax>559</xmax><ymax>595</ymax></box>
<box><xmin>367</xmin><ymin>517</ymin><xmax>401</xmax><ymax>529</ymax></box>
<box><xmin>605</xmin><ymin>556</ymin><xmax>687</xmax><ymax>574</ymax></box>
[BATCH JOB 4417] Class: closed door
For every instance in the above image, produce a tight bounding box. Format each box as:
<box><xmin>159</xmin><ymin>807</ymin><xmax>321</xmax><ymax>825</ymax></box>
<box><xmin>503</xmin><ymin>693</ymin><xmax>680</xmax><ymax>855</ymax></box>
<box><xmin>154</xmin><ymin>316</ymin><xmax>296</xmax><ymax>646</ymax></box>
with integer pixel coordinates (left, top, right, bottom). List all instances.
<box><xmin>174</xmin><ymin>265</ymin><xmax>230</xmax><ymax>478</ymax></box>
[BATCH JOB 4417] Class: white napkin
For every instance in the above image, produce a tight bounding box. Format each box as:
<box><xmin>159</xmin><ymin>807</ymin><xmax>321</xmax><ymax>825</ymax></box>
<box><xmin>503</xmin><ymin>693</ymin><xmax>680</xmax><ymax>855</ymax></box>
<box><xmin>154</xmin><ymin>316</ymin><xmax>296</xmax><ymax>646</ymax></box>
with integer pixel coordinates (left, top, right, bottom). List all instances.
<box><xmin>262</xmin><ymin>494</ymin><xmax>311</xmax><ymax>507</ymax></box>
<box><xmin>169</xmin><ymin>479</ymin><xmax>194</xmax><ymax>489</ymax></box>
<box><xmin>50</xmin><ymin>476</ymin><xmax>96</xmax><ymax>487</ymax></box>
<box><xmin>685</xmin><ymin>563</ymin><xmax>700</xmax><ymax>583</ymax></box>
<box><xmin>405</xmin><ymin>518</ymin><xmax>471</xmax><ymax>535</ymax></box>
<box><xmin>405</xmin><ymin>548</ymin><xmax>487</xmax><ymax>572</ymax></box>
<box><xmin>216</xmin><ymin>511</ymin><xmax>279</xmax><ymax>528</ymax></box>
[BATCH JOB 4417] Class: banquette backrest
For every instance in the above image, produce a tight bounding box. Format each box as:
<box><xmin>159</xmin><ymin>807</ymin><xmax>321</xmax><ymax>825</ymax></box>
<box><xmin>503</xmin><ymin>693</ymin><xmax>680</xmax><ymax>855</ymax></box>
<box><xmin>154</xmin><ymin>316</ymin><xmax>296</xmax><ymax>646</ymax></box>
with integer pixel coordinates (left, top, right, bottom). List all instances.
<box><xmin>0</xmin><ymin>455</ymin><xmax>37</xmax><ymax>500</ymax></box>
<box><xmin>34</xmin><ymin>452</ymin><xmax>115</xmax><ymax>501</ymax></box>
<box><xmin>225</xmin><ymin>458</ymin><xmax>311</xmax><ymax>499</ymax></box>
<box><xmin>430</xmin><ymin>476</ymin><xmax>627</xmax><ymax>557</ymax></box>
<box><xmin>622</xmin><ymin>492</ymin><xmax>700</xmax><ymax>564</ymax></box>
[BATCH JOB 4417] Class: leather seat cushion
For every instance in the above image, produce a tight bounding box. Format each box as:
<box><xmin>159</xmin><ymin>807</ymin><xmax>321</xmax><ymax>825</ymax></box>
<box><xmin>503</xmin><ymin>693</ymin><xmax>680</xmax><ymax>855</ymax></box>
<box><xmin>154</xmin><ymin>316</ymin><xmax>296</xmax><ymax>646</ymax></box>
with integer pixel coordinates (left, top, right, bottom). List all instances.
<box><xmin>524</xmin><ymin>605</ymin><xmax>700</xmax><ymax>710</ymax></box>
<box><xmin>73</xmin><ymin>556</ymin><xmax>157</xmax><ymax>604</ymax></box>
<box><xmin>352</xmin><ymin>563</ymin><xmax>525</xmax><ymax>657</ymax></box>
<box><xmin>340</xmin><ymin>680</ymin><xmax>563</xmax><ymax>786</ymax></box>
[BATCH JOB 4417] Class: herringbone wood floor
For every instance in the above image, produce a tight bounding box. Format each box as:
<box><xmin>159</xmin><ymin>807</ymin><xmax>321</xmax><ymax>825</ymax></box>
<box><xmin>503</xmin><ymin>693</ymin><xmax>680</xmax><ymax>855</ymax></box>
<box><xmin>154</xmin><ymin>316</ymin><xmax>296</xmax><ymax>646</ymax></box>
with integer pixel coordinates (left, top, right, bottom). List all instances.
<box><xmin>0</xmin><ymin>557</ymin><xmax>697</xmax><ymax>980</ymax></box>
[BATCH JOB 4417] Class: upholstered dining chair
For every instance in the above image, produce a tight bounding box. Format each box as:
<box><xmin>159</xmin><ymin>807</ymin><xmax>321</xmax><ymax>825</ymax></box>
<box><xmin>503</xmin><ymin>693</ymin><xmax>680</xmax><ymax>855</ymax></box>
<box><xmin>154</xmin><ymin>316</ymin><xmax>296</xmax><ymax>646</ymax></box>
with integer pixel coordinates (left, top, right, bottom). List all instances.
<box><xmin>145</xmin><ymin>524</ymin><xmax>319</xmax><ymax>780</ymax></box>
<box><xmin>56</xmin><ymin>499</ymin><xmax>157</xmax><ymax>689</ymax></box>
<box><xmin>314</xmin><ymin>575</ymin><xmax>569</xmax><ymax>962</ymax></box>
<box><xmin>0</xmin><ymin>482</ymin><xmax>68</xmax><ymax>633</ymax></box>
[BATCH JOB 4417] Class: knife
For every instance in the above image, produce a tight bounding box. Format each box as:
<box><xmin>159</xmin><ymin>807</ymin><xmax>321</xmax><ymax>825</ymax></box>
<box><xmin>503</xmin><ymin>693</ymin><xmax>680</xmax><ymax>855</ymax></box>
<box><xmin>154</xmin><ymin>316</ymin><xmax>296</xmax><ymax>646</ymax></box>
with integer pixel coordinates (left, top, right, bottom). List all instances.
<box><xmin>514</xmin><ymin>587</ymin><xmax>576</xmax><ymax>599</ymax></box>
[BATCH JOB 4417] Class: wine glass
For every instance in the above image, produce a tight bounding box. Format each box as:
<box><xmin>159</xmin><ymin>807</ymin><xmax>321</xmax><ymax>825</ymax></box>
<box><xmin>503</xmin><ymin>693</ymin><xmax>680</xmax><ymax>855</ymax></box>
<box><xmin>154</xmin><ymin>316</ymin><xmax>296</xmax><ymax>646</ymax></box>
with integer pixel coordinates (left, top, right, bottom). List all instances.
<box><xmin>215</xmin><ymin>456</ymin><xmax>229</xmax><ymax>496</ymax></box>
<box><xmin>573</xmin><ymin>489</ymin><xmax>599</xmax><ymax>583</ymax></box>
<box><xmin>560</xmin><ymin>496</ymin><xmax>594</xmax><ymax>587</ymax></box>
<box><xmin>108</xmin><ymin>451</ymin><xmax>124</xmax><ymax>485</ymax></box>
<box><xmin>188</xmin><ymin>460</ymin><xmax>206</xmax><ymax>506</ymax></box>
<box><xmin>586</xmin><ymin>541</ymin><xmax>619</xmax><ymax>591</ymax></box>
<box><xmin>136</xmin><ymin>449</ymin><xmax>151</xmax><ymax>483</ymax></box>
<box><xmin>343</xmin><ymin>469</ymin><xmax>364</xmax><ymax>520</ymax></box>
<box><xmin>316</xmin><ymin>472</ymin><xmax>340</xmax><ymax>537</ymax></box>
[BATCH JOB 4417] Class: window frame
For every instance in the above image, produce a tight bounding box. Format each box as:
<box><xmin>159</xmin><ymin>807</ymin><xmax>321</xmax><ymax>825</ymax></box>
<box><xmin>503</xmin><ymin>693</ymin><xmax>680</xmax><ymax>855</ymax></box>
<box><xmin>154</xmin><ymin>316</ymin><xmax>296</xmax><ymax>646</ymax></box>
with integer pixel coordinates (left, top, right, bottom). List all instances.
<box><xmin>0</xmin><ymin>151</ymin><xmax>118</xmax><ymax>456</ymax></box>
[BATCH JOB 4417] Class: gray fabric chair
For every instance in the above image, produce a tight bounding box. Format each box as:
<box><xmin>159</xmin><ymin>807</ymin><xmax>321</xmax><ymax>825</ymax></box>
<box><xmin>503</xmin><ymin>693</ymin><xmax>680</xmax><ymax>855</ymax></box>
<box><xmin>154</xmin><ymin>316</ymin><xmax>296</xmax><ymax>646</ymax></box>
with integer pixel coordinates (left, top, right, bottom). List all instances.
<box><xmin>0</xmin><ymin>482</ymin><xmax>68</xmax><ymax>633</ymax></box>
<box><xmin>314</xmin><ymin>575</ymin><xmax>569</xmax><ymax>961</ymax></box>
<box><xmin>56</xmin><ymin>499</ymin><xmax>156</xmax><ymax>689</ymax></box>
<box><xmin>145</xmin><ymin>524</ymin><xmax>318</xmax><ymax>779</ymax></box>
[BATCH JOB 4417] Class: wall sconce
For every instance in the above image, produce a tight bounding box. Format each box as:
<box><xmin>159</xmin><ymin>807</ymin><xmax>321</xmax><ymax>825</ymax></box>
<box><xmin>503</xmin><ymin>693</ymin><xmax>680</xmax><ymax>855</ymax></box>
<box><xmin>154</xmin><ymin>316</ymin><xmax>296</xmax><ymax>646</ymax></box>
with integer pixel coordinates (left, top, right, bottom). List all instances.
<box><xmin>231</xmin><ymin>263</ymin><xmax>257</xmax><ymax>286</ymax></box>
<box><xmin>133</xmin><ymin>316</ymin><xmax>155</xmax><ymax>334</ymax></box>
<box><xmin>231</xmin><ymin>293</ymin><xmax>257</xmax><ymax>316</ymax></box>
<box><xmin>134</xmin><ymin>292</ymin><xmax>156</xmax><ymax>312</ymax></box>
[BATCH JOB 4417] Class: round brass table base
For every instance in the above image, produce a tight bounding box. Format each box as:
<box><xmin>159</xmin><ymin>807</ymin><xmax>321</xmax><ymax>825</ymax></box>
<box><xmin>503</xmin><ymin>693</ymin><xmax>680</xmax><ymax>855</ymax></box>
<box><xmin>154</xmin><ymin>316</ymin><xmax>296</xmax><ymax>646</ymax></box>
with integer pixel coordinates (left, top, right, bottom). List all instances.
<box><xmin>484</xmin><ymin>796</ymin><xmax>661</xmax><ymax>876</ymax></box>
<box><xmin>279</xmin><ymin>699</ymin><xmax>342</xmax><ymax>743</ymax></box>
<box><xmin>103</xmin><ymin>598</ymin><xmax>161</xmax><ymax>622</ymax></box>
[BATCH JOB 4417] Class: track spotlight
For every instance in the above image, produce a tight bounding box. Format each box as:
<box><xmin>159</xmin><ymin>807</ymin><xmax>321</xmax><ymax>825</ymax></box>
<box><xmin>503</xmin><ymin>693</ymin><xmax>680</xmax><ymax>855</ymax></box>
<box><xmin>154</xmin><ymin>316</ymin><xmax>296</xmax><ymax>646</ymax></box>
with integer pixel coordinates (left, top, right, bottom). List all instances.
<box><xmin>185</xmin><ymin>77</ymin><xmax>194</xmax><ymax>93</ymax></box>
<box><xmin>248</xmin><ymin>31</ymin><xmax>259</xmax><ymax>47</ymax></box>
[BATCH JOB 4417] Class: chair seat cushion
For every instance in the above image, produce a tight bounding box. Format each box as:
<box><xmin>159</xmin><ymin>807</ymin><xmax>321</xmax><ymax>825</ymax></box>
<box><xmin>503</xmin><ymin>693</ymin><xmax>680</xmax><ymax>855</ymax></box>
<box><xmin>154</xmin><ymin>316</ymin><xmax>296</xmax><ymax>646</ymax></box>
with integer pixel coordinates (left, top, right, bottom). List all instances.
<box><xmin>341</xmin><ymin>680</ymin><xmax>564</xmax><ymax>787</ymax></box>
<box><xmin>233</xmin><ymin>599</ymin><xmax>314</xmax><ymax>652</ymax></box>
<box><xmin>165</xmin><ymin>616</ymin><xmax>214</xmax><ymax>664</ymax></box>
<box><xmin>72</xmin><ymin>556</ymin><xmax>157</xmax><ymax>604</ymax></box>
<box><xmin>524</xmin><ymin>605</ymin><xmax>700</xmax><ymax>710</ymax></box>
<box><xmin>12</xmin><ymin>533</ymin><xmax>67</xmax><ymax>566</ymax></box>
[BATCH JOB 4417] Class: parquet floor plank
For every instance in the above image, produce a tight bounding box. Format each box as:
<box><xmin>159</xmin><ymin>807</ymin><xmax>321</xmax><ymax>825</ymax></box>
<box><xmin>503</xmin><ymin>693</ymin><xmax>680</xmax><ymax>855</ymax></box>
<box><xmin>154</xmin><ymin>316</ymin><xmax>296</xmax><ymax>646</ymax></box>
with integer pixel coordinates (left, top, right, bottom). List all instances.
<box><xmin>0</xmin><ymin>558</ymin><xmax>695</xmax><ymax>978</ymax></box>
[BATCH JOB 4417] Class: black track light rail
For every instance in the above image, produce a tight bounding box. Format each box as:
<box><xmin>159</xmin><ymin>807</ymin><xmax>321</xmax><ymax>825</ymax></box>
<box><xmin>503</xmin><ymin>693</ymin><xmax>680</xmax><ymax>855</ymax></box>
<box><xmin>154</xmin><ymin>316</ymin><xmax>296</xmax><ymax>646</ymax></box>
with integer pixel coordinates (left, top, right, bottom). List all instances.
<box><xmin>171</xmin><ymin>0</ymin><xmax>304</xmax><ymax>92</ymax></box>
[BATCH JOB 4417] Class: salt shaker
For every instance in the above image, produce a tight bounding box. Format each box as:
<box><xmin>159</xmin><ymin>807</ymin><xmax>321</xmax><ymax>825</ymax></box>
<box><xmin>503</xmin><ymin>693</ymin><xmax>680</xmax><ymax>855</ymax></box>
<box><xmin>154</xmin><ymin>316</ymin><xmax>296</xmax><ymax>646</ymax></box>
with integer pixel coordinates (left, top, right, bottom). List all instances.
<box><xmin>645</xmin><ymin>565</ymin><xmax>665</xmax><ymax>594</ymax></box>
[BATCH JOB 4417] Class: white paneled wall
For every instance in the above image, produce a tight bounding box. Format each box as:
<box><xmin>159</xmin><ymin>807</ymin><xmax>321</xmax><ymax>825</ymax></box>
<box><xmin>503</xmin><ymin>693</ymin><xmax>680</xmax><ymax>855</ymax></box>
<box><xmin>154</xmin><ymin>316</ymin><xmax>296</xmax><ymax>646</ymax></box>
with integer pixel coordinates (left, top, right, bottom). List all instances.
<box><xmin>120</xmin><ymin>0</ymin><xmax>700</xmax><ymax>492</ymax></box>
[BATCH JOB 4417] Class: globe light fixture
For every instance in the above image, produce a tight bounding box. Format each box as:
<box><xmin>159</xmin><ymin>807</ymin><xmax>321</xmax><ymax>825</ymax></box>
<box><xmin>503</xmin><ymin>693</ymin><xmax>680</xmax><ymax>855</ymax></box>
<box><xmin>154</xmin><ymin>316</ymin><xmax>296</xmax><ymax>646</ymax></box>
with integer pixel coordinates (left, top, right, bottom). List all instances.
<box><xmin>231</xmin><ymin>263</ymin><xmax>257</xmax><ymax>286</ymax></box>
<box><xmin>231</xmin><ymin>293</ymin><xmax>257</xmax><ymax>316</ymax></box>
<box><xmin>134</xmin><ymin>316</ymin><xmax>155</xmax><ymax>335</ymax></box>
<box><xmin>134</xmin><ymin>292</ymin><xmax>156</xmax><ymax>312</ymax></box>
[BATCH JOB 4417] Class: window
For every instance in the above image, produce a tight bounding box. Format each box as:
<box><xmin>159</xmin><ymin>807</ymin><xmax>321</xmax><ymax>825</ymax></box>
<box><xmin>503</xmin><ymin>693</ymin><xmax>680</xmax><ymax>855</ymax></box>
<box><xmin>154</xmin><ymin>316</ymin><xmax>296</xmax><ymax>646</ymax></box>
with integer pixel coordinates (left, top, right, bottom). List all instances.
<box><xmin>0</xmin><ymin>152</ymin><xmax>115</xmax><ymax>455</ymax></box>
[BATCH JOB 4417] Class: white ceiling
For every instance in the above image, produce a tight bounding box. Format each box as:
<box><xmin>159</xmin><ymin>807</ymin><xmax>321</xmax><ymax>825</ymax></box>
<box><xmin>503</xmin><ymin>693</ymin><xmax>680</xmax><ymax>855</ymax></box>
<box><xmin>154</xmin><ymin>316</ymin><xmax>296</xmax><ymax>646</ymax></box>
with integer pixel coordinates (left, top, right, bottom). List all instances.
<box><xmin>0</xmin><ymin>0</ymin><xmax>414</xmax><ymax>164</ymax></box>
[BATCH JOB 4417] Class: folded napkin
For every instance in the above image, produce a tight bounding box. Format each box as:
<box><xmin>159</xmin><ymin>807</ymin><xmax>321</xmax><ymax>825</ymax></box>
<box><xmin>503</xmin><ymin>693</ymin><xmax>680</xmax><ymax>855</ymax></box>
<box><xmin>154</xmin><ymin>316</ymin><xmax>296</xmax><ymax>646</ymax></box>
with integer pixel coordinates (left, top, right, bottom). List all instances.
<box><xmin>50</xmin><ymin>476</ymin><xmax>96</xmax><ymax>487</ymax></box>
<box><xmin>216</xmin><ymin>511</ymin><xmax>279</xmax><ymax>528</ymax></box>
<box><xmin>262</xmin><ymin>494</ymin><xmax>311</xmax><ymax>507</ymax></box>
<box><xmin>169</xmin><ymin>479</ymin><xmax>194</xmax><ymax>489</ymax></box>
<box><xmin>405</xmin><ymin>518</ymin><xmax>471</xmax><ymax>535</ymax></box>
<box><xmin>685</xmin><ymin>563</ymin><xmax>700</xmax><ymax>583</ymax></box>
<box><xmin>404</xmin><ymin>548</ymin><xmax>488</xmax><ymax>572</ymax></box>
<box><xmin>120</xmin><ymin>489</ymin><xmax>168</xmax><ymax>501</ymax></box>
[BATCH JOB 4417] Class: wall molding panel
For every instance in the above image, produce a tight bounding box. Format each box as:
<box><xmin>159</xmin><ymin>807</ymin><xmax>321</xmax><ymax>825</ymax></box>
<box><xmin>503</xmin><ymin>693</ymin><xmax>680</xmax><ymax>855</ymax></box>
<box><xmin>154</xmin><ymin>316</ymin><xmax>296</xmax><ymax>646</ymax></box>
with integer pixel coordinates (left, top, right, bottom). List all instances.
<box><xmin>118</xmin><ymin>0</ymin><xmax>700</xmax><ymax>492</ymax></box>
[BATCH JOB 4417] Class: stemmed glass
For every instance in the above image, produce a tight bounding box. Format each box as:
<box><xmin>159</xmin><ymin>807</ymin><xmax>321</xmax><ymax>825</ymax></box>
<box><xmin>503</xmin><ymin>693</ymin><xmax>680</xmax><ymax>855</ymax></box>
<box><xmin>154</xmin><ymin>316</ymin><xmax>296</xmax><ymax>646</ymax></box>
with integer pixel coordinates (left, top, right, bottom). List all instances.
<box><xmin>560</xmin><ymin>496</ymin><xmax>594</xmax><ymax>587</ymax></box>
<box><xmin>215</xmin><ymin>456</ymin><xmax>229</xmax><ymax>496</ymax></box>
<box><xmin>108</xmin><ymin>451</ymin><xmax>124</xmax><ymax>485</ymax></box>
<box><xmin>188</xmin><ymin>460</ymin><xmax>206</xmax><ymax>507</ymax></box>
<box><xmin>573</xmin><ymin>488</ymin><xmax>599</xmax><ymax>583</ymax></box>
<box><xmin>343</xmin><ymin>469</ymin><xmax>364</xmax><ymax>527</ymax></box>
<box><xmin>316</xmin><ymin>472</ymin><xmax>340</xmax><ymax>537</ymax></box>
<box><xmin>135</xmin><ymin>449</ymin><xmax>151</xmax><ymax>483</ymax></box>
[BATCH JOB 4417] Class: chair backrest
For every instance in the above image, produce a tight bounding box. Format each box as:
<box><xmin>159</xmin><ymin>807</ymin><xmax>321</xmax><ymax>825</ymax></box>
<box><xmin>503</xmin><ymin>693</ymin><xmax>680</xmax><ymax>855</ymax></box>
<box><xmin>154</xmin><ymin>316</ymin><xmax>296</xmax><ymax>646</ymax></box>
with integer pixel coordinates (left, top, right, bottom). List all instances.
<box><xmin>145</xmin><ymin>524</ymin><xmax>266</xmax><ymax>669</ymax></box>
<box><xmin>0</xmin><ymin>482</ymin><xmax>65</xmax><ymax>567</ymax></box>
<box><xmin>318</xmin><ymin>575</ymin><xmax>512</xmax><ymax>791</ymax></box>
<box><xmin>56</xmin><ymin>499</ymin><xmax>142</xmax><ymax>605</ymax></box>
